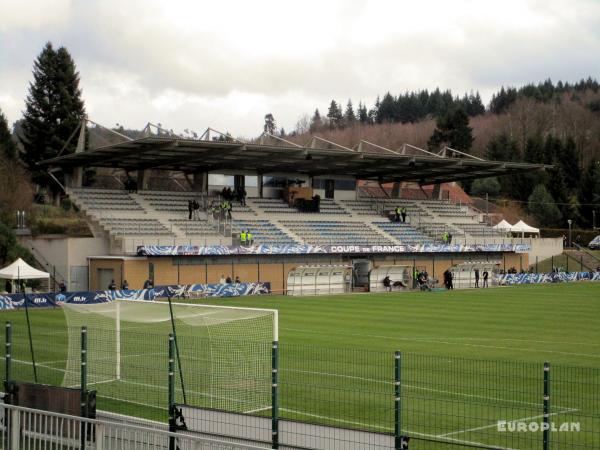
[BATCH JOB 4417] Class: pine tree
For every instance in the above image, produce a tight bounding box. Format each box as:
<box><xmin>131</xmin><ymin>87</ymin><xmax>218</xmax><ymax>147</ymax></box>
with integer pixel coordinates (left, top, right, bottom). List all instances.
<box><xmin>427</xmin><ymin>107</ymin><xmax>474</xmax><ymax>153</ymax></box>
<box><xmin>264</xmin><ymin>113</ymin><xmax>276</xmax><ymax>134</ymax></box>
<box><xmin>327</xmin><ymin>100</ymin><xmax>343</xmax><ymax>129</ymax></box>
<box><xmin>558</xmin><ymin>136</ymin><xmax>581</xmax><ymax>192</ymax></box>
<box><xmin>578</xmin><ymin>160</ymin><xmax>600</xmax><ymax>227</ymax></box>
<box><xmin>310</xmin><ymin>109</ymin><xmax>323</xmax><ymax>132</ymax></box>
<box><xmin>377</xmin><ymin>93</ymin><xmax>396</xmax><ymax>123</ymax></box>
<box><xmin>357</xmin><ymin>102</ymin><xmax>369</xmax><ymax>124</ymax></box>
<box><xmin>528</xmin><ymin>184</ymin><xmax>562</xmax><ymax>227</ymax></box>
<box><xmin>344</xmin><ymin>100</ymin><xmax>356</xmax><ymax>126</ymax></box>
<box><xmin>21</xmin><ymin>43</ymin><xmax>86</xmax><ymax>190</ymax></box>
<box><xmin>0</xmin><ymin>108</ymin><xmax>16</xmax><ymax>159</ymax></box>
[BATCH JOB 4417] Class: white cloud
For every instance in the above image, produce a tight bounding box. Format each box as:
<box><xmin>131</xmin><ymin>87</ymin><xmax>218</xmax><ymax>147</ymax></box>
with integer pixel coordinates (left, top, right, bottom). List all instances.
<box><xmin>0</xmin><ymin>0</ymin><xmax>599</xmax><ymax>136</ymax></box>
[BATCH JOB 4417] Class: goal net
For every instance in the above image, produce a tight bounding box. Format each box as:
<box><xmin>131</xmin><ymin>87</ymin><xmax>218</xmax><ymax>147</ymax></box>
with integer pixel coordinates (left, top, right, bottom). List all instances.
<box><xmin>62</xmin><ymin>299</ymin><xmax>277</xmax><ymax>415</ymax></box>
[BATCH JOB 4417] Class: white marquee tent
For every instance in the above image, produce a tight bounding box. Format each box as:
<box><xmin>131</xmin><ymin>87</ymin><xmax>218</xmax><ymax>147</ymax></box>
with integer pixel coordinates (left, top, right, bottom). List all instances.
<box><xmin>510</xmin><ymin>220</ymin><xmax>540</xmax><ymax>236</ymax></box>
<box><xmin>492</xmin><ymin>219</ymin><xmax>512</xmax><ymax>232</ymax></box>
<box><xmin>0</xmin><ymin>258</ymin><xmax>49</xmax><ymax>293</ymax></box>
<box><xmin>0</xmin><ymin>258</ymin><xmax>49</xmax><ymax>280</ymax></box>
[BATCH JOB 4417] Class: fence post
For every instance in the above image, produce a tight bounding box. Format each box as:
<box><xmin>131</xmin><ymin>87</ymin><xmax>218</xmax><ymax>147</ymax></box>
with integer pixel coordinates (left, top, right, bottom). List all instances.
<box><xmin>394</xmin><ymin>351</ymin><xmax>403</xmax><ymax>450</ymax></box>
<box><xmin>5</xmin><ymin>322</ymin><xmax>11</xmax><ymax>384</ymax></box>
<box><xmin>272</xmin><ymin>341</ymin><xmax>279</xmax><ymax>449</ymax></box>
<box><xmin>168</xmin><ymin>333</ymin><xmax>176</xmax><ymax>450</ymax></box>
<box><xmin>9</xmin><ymin>407</ymin><xmax>19</xmax><ymax>450</ymax></box>
<box><xmin>80</xmin><ymin>326</ymin><xmax>87</xmax><ymax>450</ymax></box>
<box><xmin>543</xmin><ymin>362</ymin><xmax>550</xmax><ymax>450</ymax></box>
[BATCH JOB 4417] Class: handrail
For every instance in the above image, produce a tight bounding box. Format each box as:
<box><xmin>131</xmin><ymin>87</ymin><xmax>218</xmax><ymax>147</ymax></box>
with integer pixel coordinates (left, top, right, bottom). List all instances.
<box><xmin>28</xmin><ymin>243</ymin><xmax>67</xmax><ymax>288</ymax></box>
<box><xmin>574</xmin><ymin>243</ymin><xmax>600</xmax><ymax>264</ymax></box>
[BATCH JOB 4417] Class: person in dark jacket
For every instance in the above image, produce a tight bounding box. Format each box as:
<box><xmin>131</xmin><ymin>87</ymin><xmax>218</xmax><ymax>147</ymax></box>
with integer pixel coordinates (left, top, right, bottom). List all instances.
<box><xmin>108</xmin><ymin>279</ymin><xmax>117</xmax><ymax>291</ymax></box>
<box><xmin>474</xmin><ymin>268</ymin><xmax>480</xmax><ymax>288</ymax></box>
<box><xmin>382</xmin><ymin>276</ymin><xmax>392</xmax><ymax>292</ymax></box>
<box><xmin>188</xmin><ymin>200</ymin><xmax>193</xmax><ymax>220</ymax></box>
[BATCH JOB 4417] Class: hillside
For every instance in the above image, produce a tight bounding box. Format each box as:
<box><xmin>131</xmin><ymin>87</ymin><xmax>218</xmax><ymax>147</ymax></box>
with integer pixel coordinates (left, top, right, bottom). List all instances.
<box><xmin>286</xmin><ymin>87</ymin><xmax>600</xmax><ymax>165</ymax></box>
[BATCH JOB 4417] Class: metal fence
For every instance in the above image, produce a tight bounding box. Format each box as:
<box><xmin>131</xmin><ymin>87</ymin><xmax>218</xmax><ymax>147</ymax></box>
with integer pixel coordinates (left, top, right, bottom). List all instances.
<box><xmin>0</xmin><ymin>403</ymin><xmax>269</xmax><ymax>450</ymax></box>
<box><xmin>3</xmin><ymin>322</ymin><xmax>600</xmax><ymax>449</ymax></box>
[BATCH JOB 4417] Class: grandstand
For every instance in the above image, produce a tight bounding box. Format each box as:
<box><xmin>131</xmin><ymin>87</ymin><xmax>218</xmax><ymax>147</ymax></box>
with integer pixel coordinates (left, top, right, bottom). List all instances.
<box><xmin>33</xmin><ymin>124</ymin><xmax>549</xmax><ymax>291</ymax></box>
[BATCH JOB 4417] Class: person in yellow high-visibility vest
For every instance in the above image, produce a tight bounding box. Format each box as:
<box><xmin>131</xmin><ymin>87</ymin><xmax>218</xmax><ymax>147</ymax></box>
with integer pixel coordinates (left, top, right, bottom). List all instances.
<box><xmin>247</xmin><ymin>230</ymin><xmax>254</xmax><ymax>245</ymax></box>
<box><xmin>240</xmin><ymin>230</ymin><xmax>247</xmax><ymax>246</ymax></box>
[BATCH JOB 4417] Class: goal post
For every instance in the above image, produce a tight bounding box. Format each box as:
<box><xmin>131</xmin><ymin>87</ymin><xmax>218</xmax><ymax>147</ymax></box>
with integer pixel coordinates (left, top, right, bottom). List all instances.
<box><xmin>62</xmin><ymin>299</ymin><xmax>278</xmax><ymax>414</ymax></box>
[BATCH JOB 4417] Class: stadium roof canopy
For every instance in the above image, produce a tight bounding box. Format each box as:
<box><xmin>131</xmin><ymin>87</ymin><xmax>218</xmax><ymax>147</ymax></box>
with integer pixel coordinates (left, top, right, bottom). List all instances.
<box><xmin>39</xmin><ymin>134</ymin><xmax>549</xmax><ymax>185</ymax></box>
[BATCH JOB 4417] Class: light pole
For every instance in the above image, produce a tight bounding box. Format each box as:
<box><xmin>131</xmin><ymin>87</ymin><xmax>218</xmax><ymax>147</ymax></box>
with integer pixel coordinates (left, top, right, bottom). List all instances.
<box><xmin>567</xmin><ymin>219</ymin><xmax>572</xmax><ymax>248</ymax></box>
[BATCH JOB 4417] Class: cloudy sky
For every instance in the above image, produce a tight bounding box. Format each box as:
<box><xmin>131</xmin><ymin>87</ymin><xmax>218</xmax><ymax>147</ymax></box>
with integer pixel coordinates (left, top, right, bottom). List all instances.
<box><xmin>1</xmin><ymin>0</ymin><xmax>599</xmax><ymax>138</ymax></box>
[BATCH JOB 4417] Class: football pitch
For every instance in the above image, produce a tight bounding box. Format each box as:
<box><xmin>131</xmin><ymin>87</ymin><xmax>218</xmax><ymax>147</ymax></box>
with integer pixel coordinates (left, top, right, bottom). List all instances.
<box><xmin>2</xmin><ymin>282</ymin><xmax>599</xmax><ymax>449</ymax></box>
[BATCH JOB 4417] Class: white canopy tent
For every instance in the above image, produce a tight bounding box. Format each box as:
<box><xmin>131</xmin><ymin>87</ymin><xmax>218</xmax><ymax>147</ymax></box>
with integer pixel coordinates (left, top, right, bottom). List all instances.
<box><xmin>492</xmin><ymin>219</ymin><xmax>512</xmax><ymax>232</ymax></box>
<box><xmin>0</xmin><ymin>258</ymin><xmax>49</xmax><ymax>293</ymax></box>
<box><xmin>510</xmin><ymin>220</ymin><xmax>540</xmax><ymax>237</ymax></box>
<box><xmin>0</xmin><ymin>258</ymin><xmax>48</xmax><ymax>382</ymax></box>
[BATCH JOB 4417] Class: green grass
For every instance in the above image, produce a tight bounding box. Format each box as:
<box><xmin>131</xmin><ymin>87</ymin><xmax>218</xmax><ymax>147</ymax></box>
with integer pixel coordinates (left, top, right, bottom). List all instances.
<box><xmin>1</xmin><ymin>283</ymin><xmax>599</xmax><ymax>449</ymax></box>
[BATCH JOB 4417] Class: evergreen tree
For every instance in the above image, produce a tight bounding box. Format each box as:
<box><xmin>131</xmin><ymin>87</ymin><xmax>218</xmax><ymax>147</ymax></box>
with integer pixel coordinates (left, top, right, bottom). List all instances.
<box><xmin>427</xmin><ymin>107</ymin><xmax>474</xmax><ymax>153</ymax></box>
<box><xmin>264</xmin><ymin>113</ymin><xmax>276</xmax><ymax>134</ymax></box>
<box><xmin>578</xmin><ymin>160</ymin><xmax>600</xmax><ymax>227</ymax></box>
<box><xmin>309</xmin><ymin>109</ymin><xmax>323</xmax><ymax>132</ymax></box>
<box><xmin>376</xmin><ymin>92</ymin><xmax>396</xmax><ymax>123</ymax></box>
<box><xmin>0</xmin><ymin>108</ymin><xmax>16</xmax><ymax>159</ymax></box>
<box><xmin>21</xmin><ymin>43</ymin><xmax>86</xmax><ymax>190</ymax></box>
<box><xmin>528</xmin><ymin>184</ymin><xmax>562</xmax><ymax>227</ymax></box>
<box><xmin>344</xmin><ymin>100</ymin><xmax>356</xmax><ymax>126</ymax></box>
<box><xmin>326</xmin><ymin>100</ymin><xmax>343</xmax><ymax>129</ymax></box>
<box><xmin>357</xmin><ymin>102</ymin><xmax>369</xmax><ymax>124</ymax></box>
<box><xmin>484</xmin><ymin>133</ymin><xmax>522</xmax><ymax>197</ymax></box>
<box><xmin>470</xmin><ymin>177</ymin><xmax>501</xmax><ymax>196</ymax></box>
<box><xmin>557</xmin><ymin>136</ymin><xmax>581</xmax><ymax>192</ymax></box>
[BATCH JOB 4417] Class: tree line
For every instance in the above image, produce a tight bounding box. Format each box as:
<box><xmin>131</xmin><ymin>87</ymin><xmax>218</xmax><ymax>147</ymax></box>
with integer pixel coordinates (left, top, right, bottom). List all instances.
<box><xmin>306</xmin><ymin>77</ymin><xmax>599</xmax><ymax>133</ymax></box>
<box><xmin>471</xmin><ymin>133</ymin><xmax>600</xmax><ymax>228</ymax></box>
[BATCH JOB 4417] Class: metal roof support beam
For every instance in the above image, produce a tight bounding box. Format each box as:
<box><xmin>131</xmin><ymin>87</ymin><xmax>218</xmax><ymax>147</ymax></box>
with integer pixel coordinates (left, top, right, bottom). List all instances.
<box><xmin>359</xmin><ymin>140</ymin><xmax>401</xmax><ymax>155</ymax></box>
<box><xmin>260</xmin><ymin>132</ymin><xmax>302</xmax><ymax>148</ymax></box>
<box><xmin>403</xmin><ymin>143</ymin><xmax>444</xmax><ymax>158</ymax></box>
<box><xmin>199</xmin><ymin>127</ymin><xmax>246</xmax><ymax>144</ymax></box>
<box><xmin>308</xmin><ymin>136</ymin><xmax>356</xmax><ymax>152</ymax></box>
<box><xmin>87</xmin><ymin>119</ymin><xmax>134</xmax><ymax>142</ymax></box>
<box><xmin>444</xmin><ymin>146</ymin><xmax>485</xmax><ymax>161</ymax></box>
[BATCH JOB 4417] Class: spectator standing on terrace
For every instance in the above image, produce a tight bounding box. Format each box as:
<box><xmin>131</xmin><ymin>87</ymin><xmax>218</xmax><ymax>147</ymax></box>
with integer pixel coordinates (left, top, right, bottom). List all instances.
<box><xmin>58</xmin><ymin>281</ymin><xmax>66</xmax><ymax>293</ymax></box>
<box><xmin>219</xmin><ymin>274</ymin><xmax>226</xmax><ymax>284</ymax></box>
<box><xmin>394</xmin><ymin>206</ymin><xmax>400</xmax><ymax>222</ymax></box>
<box><xmin>143</xmin><ymin>279</ymin><xmax>154</xmax><ymax>289</ymax></box>
<box><xmin>448</xmin><ymin>233</ymin><xmax>453</xmax><ymax>244</ymax></box>
<box><xmin>122</xmin><ymin>280</ymin><xmax>129</xmax><ymax>290</ymax></box>
<box><xmin>482</xmin><ymin>270</ymin><xmax>489</xmax><ymax>288</ymax></box>
<box><xmin>108</xmin><ymin>279</ymin><xmax>117</xmax><ymax>291</ymax></box>
<box><xmin>240</xmin><ymin>230</ymin><xmax>247</xmax><ymax>246</ymax></box>
<box><xmin>235</xmin><ymin>276</ymin><xmax>241</xmax><ymax>284</ymax></box>
<box><xmin>188</xmin><ymin>200</ymin><xmax>193</xmax><ymax>220</ymax></box>
<box><xmin>247</xmin><ymin>230</ymin><xmax>254</xmax><ymax>245</ymax></box>
<box><xmin>474</xmin><ymin>268</ymin><xmax>480</xmax><ymax>288</ymax></box>
<box><xmin>401</xmin><ymin>207</ymin><xmax>407</xmax><ymax>223</ymax></box>
<box><xmin>226</xmin><ymin>275</ymin><xmax>232</xmax><ymax>283</ymax></box>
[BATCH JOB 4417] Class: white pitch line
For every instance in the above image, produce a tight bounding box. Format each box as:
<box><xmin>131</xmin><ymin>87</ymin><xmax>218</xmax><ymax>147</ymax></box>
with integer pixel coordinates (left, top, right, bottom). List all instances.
<box><xmin>12</xmin><ymin>358</ymin><xmax>66</xmax><ymax>373</ymax></box>
<box><xmin>408</xmin><ymin>430</ymin><xmax>518</xmax><ymax>450</ymax></box>
<box><xmin>281</xmin><ymin>408</ymin><xmax>517</xmax><ymax>450</ymax></box>
<box><xmin>437</xmin><ymin>408</ymin><xmax>579</xmax><ymax>438</ymax></box>
<box><xmin>281</xmin><ymin>368</ymin><xmax>573</xmax><ymax>409</ymax></box>
<box><xmin>283</xmin><ymin>327</ymin><xmax>600</xmax><ymax>359</ymax></box>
